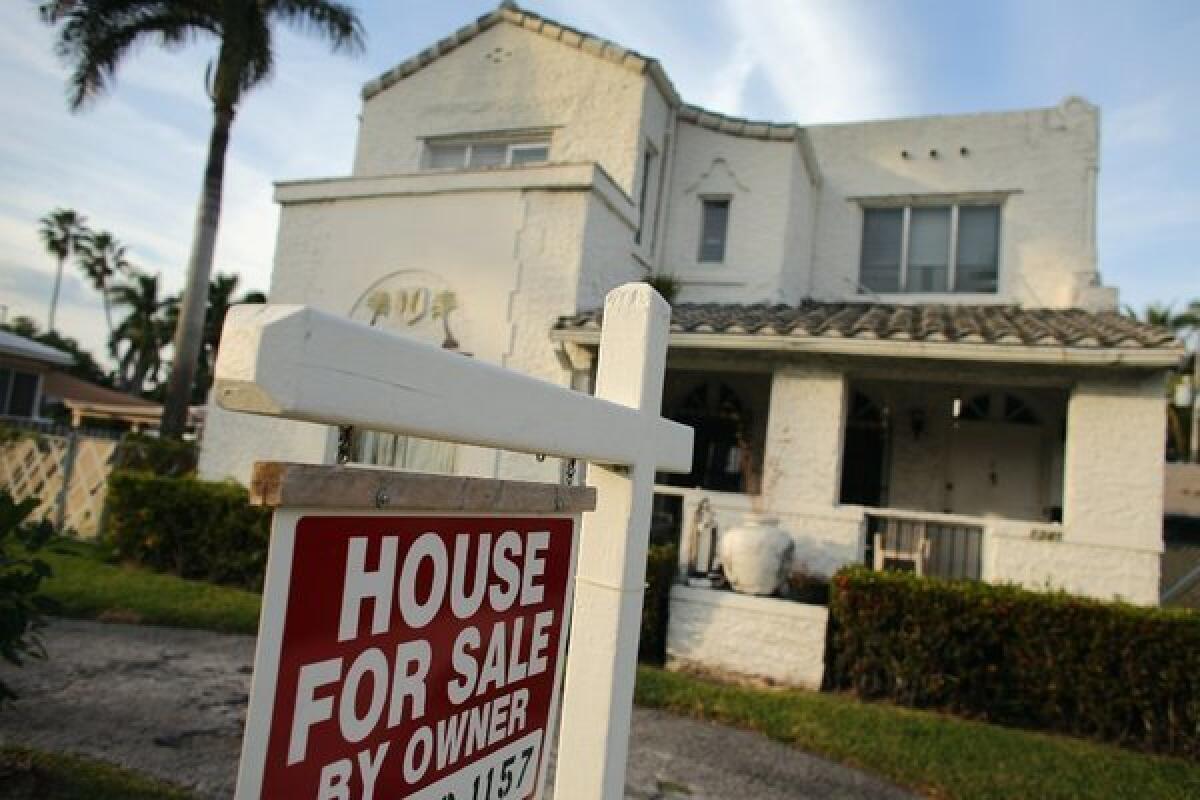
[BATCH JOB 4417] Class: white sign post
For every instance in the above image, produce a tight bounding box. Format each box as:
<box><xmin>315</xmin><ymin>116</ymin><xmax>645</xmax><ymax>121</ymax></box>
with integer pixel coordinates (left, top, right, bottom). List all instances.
<box><xmin>216</xmin><ymin>283</ymin><xmax>691</xmax><ymax>800</ymax></box>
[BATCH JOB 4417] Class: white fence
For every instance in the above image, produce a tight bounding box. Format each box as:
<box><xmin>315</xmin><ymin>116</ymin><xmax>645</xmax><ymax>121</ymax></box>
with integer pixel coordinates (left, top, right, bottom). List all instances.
<box><xmin>0</xmin><ymin>418</ymin><xmax>121</xmax><ymax>537</ymax></box>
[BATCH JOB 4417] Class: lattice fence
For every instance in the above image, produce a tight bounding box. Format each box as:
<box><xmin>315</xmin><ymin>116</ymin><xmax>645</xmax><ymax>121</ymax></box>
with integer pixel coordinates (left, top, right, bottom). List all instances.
<box><xmin>0</xmin><ymin>425</ymin><xmax>120</xmax><ymax>538</ymax></box>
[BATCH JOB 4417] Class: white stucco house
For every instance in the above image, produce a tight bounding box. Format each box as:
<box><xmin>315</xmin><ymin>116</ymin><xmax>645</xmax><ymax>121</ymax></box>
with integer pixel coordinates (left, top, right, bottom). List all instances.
<box><xmin>199</xmin><ymin>2</ymin><xmax>1183</xmax><ymax>607</ymax></box>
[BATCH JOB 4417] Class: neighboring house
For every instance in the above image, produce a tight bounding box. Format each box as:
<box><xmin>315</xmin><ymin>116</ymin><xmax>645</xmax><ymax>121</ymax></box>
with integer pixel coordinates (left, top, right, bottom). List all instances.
<box><xmin>1161</xmin><ymin>463</ymin><xmax>1200</xmax><ymax>607</ymax></box>
<box><xmin>0</xmin><ymin>329</ymin><xmax>74</xmax><ymax>421</ymax></box>
<box><xmin>198</xmin><ymin>2</ymin><xmax>1183</xmax><ymax>605</ymax></box>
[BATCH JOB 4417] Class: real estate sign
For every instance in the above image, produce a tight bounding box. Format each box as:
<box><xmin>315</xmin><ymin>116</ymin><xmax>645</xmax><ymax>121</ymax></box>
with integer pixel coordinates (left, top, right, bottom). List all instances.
<box><xmin>234</xmin><ymin>467</ymin><xmax>592</xmax><ymax>800</ymax></box>
<box><xmin>218</xmin><ymin>286</ymin><xmax>692</xmax><ymax>799</ymax></box>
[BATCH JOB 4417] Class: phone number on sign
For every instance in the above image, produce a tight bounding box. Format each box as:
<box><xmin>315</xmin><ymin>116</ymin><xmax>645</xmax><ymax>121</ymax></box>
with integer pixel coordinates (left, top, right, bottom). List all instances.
<box><xmin>408</xmin><ymin>731</ymin><xmax>542</xmax><ymax>800</ymax></box>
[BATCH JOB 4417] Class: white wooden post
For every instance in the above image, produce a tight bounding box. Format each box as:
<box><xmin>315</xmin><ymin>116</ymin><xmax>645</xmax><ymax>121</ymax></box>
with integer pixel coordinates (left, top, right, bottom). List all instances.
<box><xmin>551</xmin><ymin>286</ymin><xmax>670</xmax><ymax>799</ymax></box>
<box><xmin>214</xmin><ymin>283</ymin><xmax>690</xmax><ymax>800</ymax></box>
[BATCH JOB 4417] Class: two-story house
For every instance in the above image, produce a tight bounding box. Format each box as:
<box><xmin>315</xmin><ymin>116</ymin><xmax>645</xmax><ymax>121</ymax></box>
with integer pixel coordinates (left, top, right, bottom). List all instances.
<box><xmin>199</xmin><ymin>2</ymin><xmax>1183</xmax><ymax>605</ymax></box>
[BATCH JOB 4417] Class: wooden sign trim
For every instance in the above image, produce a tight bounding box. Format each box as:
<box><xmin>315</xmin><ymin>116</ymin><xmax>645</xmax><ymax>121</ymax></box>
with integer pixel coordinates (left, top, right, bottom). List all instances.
<box><xmin>249</xmin><ymin>461</ymin><xmax>597</xmax><ymax>514</ymax></box>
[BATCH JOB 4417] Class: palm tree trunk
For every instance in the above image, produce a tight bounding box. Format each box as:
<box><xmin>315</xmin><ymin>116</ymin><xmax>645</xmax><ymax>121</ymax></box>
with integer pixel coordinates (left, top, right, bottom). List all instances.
<box><xmin>47</xmin><ymin>254</ymin><xmax>65</xmax><ymax>331</ymax></box>
<box><xmin>161</xmin><ymin>103</ymin><xmax>234</xmax><ymax>437</ymax></box>
<box><xmin>101</xmin><ymin>282</ymin><xmax>113</xmax><ymax>339</ymax></box>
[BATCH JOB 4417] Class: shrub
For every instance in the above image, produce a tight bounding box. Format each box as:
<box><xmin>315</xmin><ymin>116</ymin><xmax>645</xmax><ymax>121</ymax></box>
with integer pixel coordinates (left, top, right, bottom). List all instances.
<box><xmin>106</xmin><ymin>471</ymin><xmax>271</xmax><ymax>591</ymax></box>
<box><xmin>0</xmin><ymin>491</ymin><xmax>56</xmax><ymax>707</ymax></box>
<box><xmin>112</xmin><ymin>434</ymin><xmax>198</xmax><ymax>477</ymax></box>
<box><xmin>828</xmin><ymin>566</ymin><xmax>1200</xmax><ymax>758</ymax></box>
<box><xmin>639</xmin><ymin>543</ymin><xmax>677</xmax><ymax>665</ymax></box>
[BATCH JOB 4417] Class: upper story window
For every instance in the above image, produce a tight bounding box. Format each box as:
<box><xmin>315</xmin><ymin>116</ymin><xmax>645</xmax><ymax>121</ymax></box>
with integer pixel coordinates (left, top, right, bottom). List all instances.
<box><xmin>860</xmin><ymin>203</ymin><xmax>1000</xmax><ymax>294</ymax></box>
<box><xmin>698</xmin><ymin>197</ymin><xmax>731</xmax><ymax>263</ymax></box>
<box><xmin>0</xmin><ymin>367</ymin><xmax>39</xmax><ymax>418</ymax></box>
<box><xmin>635</xmin><ymin>144</ymin><xmax>659</xmax><ymax>247</ymax></box>
<box><xmin>424</xmin><ymin>135</ymin><xmax>550</xmax><ymax>171</ymax></box>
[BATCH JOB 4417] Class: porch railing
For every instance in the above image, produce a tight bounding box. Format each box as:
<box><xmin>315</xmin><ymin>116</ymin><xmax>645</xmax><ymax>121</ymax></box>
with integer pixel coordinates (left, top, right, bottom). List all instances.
<box><xmin>866</xmin><ymin>510</ymin><xmax>984</xmax><ymax>581</ymax></box>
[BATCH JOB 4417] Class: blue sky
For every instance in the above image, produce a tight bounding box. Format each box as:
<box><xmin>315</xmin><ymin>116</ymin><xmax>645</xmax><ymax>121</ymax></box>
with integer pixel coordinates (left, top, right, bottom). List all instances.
<box><xmin>1</xmin><ymin>0</ymin><xmax>1196</xmax><ymax>358</ymax></box>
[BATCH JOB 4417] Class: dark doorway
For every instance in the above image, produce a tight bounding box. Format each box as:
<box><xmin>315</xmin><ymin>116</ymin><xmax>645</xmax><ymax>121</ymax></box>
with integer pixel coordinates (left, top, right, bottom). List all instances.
<box><xmin>840</xmin><ymin>391</ymin><xmax>888</xmax><ymax>507</ymax></box>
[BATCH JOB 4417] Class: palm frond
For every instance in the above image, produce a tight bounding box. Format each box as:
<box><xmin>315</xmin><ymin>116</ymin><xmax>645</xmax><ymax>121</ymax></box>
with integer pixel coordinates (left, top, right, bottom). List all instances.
<box><xmin>270</xmin><ymin>0</ymin><xmax>365</xmax><ymax>54</ymax></box>
<box><xmin>47</xmin><ymin>2</ymin><xmax>219</xmax><ymax>109</ymax></box>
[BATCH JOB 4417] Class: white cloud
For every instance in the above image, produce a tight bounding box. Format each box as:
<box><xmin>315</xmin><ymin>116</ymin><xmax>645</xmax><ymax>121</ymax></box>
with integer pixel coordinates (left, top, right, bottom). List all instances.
<box><xmin>1106</xmin><ymin>93</ymin><xmax>1176</xmax><ymax>147</ymax></box>
<box><xmin>716</xmin><ymin>0</ymin><xmax>913</xmax><ymax>123</ymax></box>
<box><xmin>699</xmin><ymin>43</ymin><xmax>757</xmax><ymax>118</ymax></box>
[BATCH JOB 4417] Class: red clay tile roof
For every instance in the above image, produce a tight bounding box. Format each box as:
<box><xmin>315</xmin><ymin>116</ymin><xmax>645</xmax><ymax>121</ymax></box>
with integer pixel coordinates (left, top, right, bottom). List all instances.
<box><xmin>555</xmin><ymin>302</ymin><xmax>1181</xmax><ymax>350</ymax></box>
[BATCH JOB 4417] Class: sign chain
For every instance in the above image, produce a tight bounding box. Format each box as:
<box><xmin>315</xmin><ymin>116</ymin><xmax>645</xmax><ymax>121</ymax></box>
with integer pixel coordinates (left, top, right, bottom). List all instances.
<box><xmin>337</xmin><ymin>425</ymin><xmax>354</xmax><ymax>465</ymax></box>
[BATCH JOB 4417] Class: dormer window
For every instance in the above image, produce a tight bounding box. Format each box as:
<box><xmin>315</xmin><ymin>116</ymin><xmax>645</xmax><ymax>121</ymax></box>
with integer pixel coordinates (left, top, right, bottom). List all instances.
<box><xmin>424</xmin><ymin>134</ymin><xmax>550</xmax><ymax>170</ymax></box>
<box><xmin>860</xmin><ymin>203</ymin><xmax>1000</xmax><ymax>294</ymax></box>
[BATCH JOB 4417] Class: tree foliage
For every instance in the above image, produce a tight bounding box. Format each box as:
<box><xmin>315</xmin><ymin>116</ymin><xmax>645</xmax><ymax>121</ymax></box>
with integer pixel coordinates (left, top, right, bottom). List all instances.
<box><xmin>40</xmin><ymin>0</ymin><xmax>364</xmax><ymax>437</ymax></box>
<box><xmin>0</xmin><ymin>491</ymin><xmax>56</xmax><ymax>708</ymax></box>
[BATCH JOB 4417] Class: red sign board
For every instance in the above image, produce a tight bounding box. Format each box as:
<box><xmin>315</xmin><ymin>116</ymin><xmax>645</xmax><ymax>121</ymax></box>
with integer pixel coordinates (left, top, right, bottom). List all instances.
<box><xmin>236</xmin><ymin>511</ymin><xmax>580</xmax><ymax>800</ymax></box>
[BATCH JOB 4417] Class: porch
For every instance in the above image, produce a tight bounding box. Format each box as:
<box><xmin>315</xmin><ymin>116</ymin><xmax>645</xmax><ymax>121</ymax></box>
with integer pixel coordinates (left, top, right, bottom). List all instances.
<box><xmin>653</xmin><ymin>365</ymin><xmax>1073</xmax><ymax>585</ymax></box>
<box><xmin>557</xmin><ymin>301</ymin><xmax>1180</xmax><ymax>605</ymax></box>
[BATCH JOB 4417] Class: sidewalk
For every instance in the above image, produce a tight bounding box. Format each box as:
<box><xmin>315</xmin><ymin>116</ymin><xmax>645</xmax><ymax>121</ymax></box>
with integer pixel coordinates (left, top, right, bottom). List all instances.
<box><xmin>0</xmin><ymin>619</ymin><xmax>913</xmax><ymax>799</ymax></box>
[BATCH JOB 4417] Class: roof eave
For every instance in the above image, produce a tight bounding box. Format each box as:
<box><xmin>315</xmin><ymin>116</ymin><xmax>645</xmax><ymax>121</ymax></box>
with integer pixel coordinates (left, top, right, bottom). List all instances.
<box><xmin>549</xmin><ymin>328</ymin><xmax>1185</xmax><ymax>369</ymax></box>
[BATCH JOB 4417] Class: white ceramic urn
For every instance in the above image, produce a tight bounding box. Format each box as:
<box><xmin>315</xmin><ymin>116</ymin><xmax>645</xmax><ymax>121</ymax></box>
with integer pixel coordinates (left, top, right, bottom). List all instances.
<box><xmin>717</xmin><ymin>514</ymin><xmax>795</xmax><ymax>596</ymax></box>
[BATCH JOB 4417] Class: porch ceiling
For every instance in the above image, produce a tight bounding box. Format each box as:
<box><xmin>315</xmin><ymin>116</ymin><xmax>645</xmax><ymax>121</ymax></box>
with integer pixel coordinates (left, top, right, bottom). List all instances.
<box><xmin>552</xmin><ymin>302</ymin><xmax>1184</xmax><ymax>368</ymax></box>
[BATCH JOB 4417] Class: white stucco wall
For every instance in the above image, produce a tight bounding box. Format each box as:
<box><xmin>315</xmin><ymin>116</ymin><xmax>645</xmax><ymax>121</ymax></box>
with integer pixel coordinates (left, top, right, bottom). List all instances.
<box><xmin>987</xmin><ymin>531</ymin><xmax>1160</xmax><ymax>606</ymax></box>
<box><xmin>762</xmin><ymin>367</ymin><xmax>847</xmax><ymax>510</ymax></box>
<box><xmin>662</xmin><ymin>122</ymin><xmax>806</xmax><ymax>303</ymax></box>
<box><xmin>805</xmin><ymin>97</ymin><xmax>1106</xmax><ymax>309</ymax></box>
<box><xmin>667</xmin><ymin>586</ymin><xmax>827</xmax><ymax>689</ymax></box>
<box><xmin>199</xmin><ymin>168</ymin><xmax>634</xmax><ymax>485</ymax></box>
<box><xmin>752</xmin><ymin>366</ymin><xmax>863</xmax><ymax>577</ymax></box>
<box><xmin>354</xmin><ymin>22</ymin><xmax>651</xmax><ymax>196</ymax></box>
<box><xmin>1063</xmin><ymin>376</ymin><xmax>1168</xmax><ymax>553</ymax></box>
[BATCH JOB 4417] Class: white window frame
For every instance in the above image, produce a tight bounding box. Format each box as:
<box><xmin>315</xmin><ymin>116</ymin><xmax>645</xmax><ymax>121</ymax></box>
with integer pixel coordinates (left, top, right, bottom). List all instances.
<box><xmin>860</xmin><ymin>201</ymin><xmax>1002</xmax><ymax>295</ymax></box>
<box><xmin>697</xmin><ymin>195</ymin><xmax>732</xmax><ymax>264</ymax></box>
<box><xmin>423</xmin><ymin>135</ymin><xmax>551</xmax><ymax>171</ymax></box>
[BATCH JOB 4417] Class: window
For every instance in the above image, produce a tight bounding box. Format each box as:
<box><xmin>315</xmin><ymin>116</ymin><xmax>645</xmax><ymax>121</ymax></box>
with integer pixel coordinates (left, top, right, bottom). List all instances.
<box><xmin>635</xmin><ymin>145</ymin><xmax>658</xmax><ymax>246</ymax></box>
<box><xmin>859</xmin><ymin>203</ymin><xmax>1000</xmax><ymax>294</ymax></box>
<box><xmin>352</xmin><ymin>429</ymin><xmax>457</xmax><ymax>474</ymax></box>
<box><xmin>698</xmin><ymin>198</ymin><xmax>730</xmax><ymax>262</ymax></box>
<box><xmin>424</xmin><ymin>136</ymin><xmax>550</xmax><ymax>170</ymax></box>
<box><xmin>0</xmin><ymin>367</ymin><xmax>39</xmax><ymax>418</ymax></box>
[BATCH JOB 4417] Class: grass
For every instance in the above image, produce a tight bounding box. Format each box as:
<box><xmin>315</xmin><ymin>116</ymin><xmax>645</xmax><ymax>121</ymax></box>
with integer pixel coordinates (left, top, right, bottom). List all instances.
<box><xmin>0</xmin><ymin>747</ymin><xmax>194</xmax><ymax>799</ymax></box>
<box><xmin>36</xmin><ymin>538</ymin><xmax>260</xmax><ymax>634</ymax></box>
<box><xmin>634</xmin><ymin>665</ymin><xmax>1200</xmax><ymax>800</ymax></box>
<box><xmin>24</xmin><ymin>538</ymin><xmax>1200</xmax><ymax>798</ymax></box>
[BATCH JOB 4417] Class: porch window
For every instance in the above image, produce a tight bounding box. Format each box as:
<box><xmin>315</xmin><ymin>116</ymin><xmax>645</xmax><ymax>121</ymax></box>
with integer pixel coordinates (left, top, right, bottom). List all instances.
<box><xmin>352</xmin><ymin>429</ymin><xmax>456</xmax><ymax>474</ymax></box>
<box><xmin>659</xmin><ymin>372</ymin><xmax>768</xmax><ymax>493</ymax></box>
<box><xmin>859</xmin><ymin>203</ymin><xmax>1000</xmax><ymax>294</ymax></box>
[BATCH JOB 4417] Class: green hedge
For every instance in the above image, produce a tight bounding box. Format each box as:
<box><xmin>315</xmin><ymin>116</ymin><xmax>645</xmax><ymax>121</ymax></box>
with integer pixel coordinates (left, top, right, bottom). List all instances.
<box><xmin>639</xmin><ymin>543</ymin><xmax>677</xmax><ymax>665</ymax></box>
<box><xmin>112</xmin><ymin>435</ymin><xmax>198</xmax><ymax>477</ymax></box>
<box><xmin>106</xmin><ymin>472</ymin><xmax>271</xmax><ymax>591</ymax></box>
<box><xmin>828</xmin><ymin>566</ymin><xmax>1200</xmax><ymax>758</ymax></box>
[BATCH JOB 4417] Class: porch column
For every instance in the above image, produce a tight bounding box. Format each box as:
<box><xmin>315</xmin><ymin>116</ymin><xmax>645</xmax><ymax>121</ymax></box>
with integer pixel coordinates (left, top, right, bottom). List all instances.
<box><xmin>762</xmin><ymin>367</ymin><xmax>848</xmax><ymax>511</ymax></box>
<box><xmin>1061</xmin><ymin>374</ymin><xmax>1166</xmax><ymax>603</ymax></box>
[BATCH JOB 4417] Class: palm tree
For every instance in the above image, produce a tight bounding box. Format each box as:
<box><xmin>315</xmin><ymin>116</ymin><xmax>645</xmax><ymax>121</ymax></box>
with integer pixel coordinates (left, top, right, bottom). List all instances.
<box><xmin>76</xmin><ymin>230</ymin><xmax>131</xmax><ymax>339</ymax></box>
<box><xmin>38</xmin><ymin>208</ymin><xmax>88</xmax><ymax>331</ymax></box>
<box><xmin>1124</xmin><ymin>302</ymin><xmax>1192</xmax><ymax>334</ymax></box>
<box><xmin>168</xmin><ymin>272</ymin><xmax>267</xmax><ymax>402</ymax></box>
<box><xmin>41</xmin><ymin>1</ymin><xmax>364</xmax><ymax>437</ymax></box>
<box><xmin>110</xmin><ymin>272</ymin><xmax>169</xmax><ymax>394</ymax></box>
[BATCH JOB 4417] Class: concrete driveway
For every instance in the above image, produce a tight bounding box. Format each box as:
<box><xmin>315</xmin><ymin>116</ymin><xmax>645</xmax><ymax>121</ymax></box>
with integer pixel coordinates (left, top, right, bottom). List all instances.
<box><xmin>0</xmin><ymin>619</ymin><xmax>913</xmax><ymax>799</ymax></box>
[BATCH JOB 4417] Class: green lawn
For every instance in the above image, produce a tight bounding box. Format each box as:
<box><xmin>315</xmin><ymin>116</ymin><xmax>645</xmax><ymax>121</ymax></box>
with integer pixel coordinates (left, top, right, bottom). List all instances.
<box><xmin>27</xmin><ymin>539</ymin><xmax>1200</xmax><ymax>799</ymax></box>
<box><xmin>0</xmin><ymin>747</ymin><xmax>194</xmax><ymax>799</ymax></box>
<box><xmin>37</xmin><ymin>539</ymin><xmax>260</xmax><ymax>634</ymax></box>
<box><xmin>635</xmin><ymin>666</ymin><xmax>1200</xmax><ymax>800</ymax></box>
